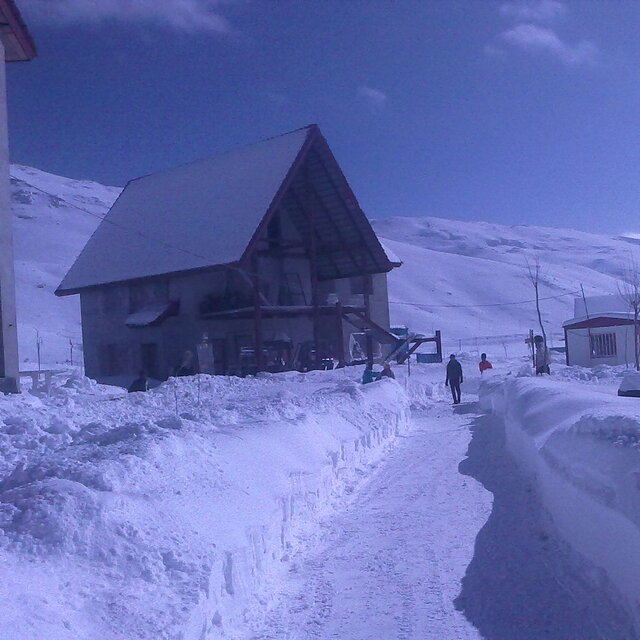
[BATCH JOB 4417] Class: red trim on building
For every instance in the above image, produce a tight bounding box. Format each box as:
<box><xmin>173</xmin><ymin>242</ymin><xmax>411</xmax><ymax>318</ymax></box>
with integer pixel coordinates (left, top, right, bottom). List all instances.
<box><xmin>564</xmin><ymin>316</ymin><xmax>634</xmax><ymax>331</ymax></box>
<box><xmin>0</xmin><ymin>0</ymin><xmax>36</xmax><ymax>61</ymax></box>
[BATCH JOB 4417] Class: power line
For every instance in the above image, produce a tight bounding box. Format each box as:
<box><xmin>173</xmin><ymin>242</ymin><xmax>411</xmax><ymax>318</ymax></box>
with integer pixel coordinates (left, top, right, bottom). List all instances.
<box><xmin>389</xmin><ymin>289</ymin><xmax>582</xmax><ymax>310</ymax></box>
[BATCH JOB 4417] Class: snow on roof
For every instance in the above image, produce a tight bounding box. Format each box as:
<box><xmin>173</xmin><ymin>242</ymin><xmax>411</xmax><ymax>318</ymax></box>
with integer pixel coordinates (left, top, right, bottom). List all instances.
<box><xmin>126</xmin><ymin>302</ymin><xmax>176</xmax><ymax>327</ymax></box>
<box><xmin>58</xmin><ymin>126</ymin><xmax>314</xmax><ymax>294</ymax></box>
<box><xmin>378</xmin><ymin>238</ymin><xmax>402</xmax><ymax>266</ymax></box>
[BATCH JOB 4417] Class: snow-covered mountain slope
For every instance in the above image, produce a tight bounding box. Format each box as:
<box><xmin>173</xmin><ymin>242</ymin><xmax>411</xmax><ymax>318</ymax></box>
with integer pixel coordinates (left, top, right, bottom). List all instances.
<box><xmin>372</xmin><ymin>216</ymin><xmax>640</xmax><ymax>351</ymax></box>
<box><xmin>9</xmin><ymin>165</ymin><xmax>121</xmax><ymax>366</ymax></box>
<box><xmin>7</xmin><ymin>164</ymin><xmax>640</xmax><ymax>365</ymax></box>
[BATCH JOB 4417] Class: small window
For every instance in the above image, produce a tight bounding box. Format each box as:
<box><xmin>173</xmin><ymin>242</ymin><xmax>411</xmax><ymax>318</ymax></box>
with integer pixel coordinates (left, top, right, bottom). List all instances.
<box><xmin>590</xmin><ymin>333</ymin><xmax>616</xmax><ymax>358</ymax></box>
<box><xmin>350</xmin><ymin>275</ymin><xmax>373</xmax><ymax>295</ymax></box>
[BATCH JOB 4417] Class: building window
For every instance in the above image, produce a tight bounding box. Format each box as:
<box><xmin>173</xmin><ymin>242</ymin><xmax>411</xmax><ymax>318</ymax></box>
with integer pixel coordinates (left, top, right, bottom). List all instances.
<box><xmin>590</xmin><ymin>333</ymin><xmax>616</xmax><ymax>358</ymax></box>
<box><xmin>129</xmin><ymin>280</ymin><xmax>169</xmax><ymax>313</ymax></box>
<box><xmin>350</xmin><ymin>275</ymin><xmax>373</xmax><ymax>295</ymax></box>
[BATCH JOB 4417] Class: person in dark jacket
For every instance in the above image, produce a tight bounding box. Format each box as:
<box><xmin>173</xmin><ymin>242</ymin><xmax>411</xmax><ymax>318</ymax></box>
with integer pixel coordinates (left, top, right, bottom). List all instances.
<box><xmin>379</xmin><ymin>363</ymin><xmax>395</xmax><ymax>380</ymax></box>
<box><xmin>362</xmin><ymin>364</ymin><xmax>377</xmax><ymax>384</ymax></box>
<box><xmin>128</xmin><ymin>370</ymin><xmax>149</xmax><ymax>393</ymax></box>
<box><xmin>445</xmin><ymin>354</ymin><xmax>463</xmax><ymax>404</ymax></box>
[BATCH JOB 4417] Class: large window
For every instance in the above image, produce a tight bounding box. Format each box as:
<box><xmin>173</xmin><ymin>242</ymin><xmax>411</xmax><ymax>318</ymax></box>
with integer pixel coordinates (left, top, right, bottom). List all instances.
<box><xmin>590</xmin><ymin>333</ymin><xmax>617</xmax><ymax>358</ymax></box>
<box><xmin>350</xmin><ymin>275</ymin><xmax>373</xmax><ymax>295</ymax></box>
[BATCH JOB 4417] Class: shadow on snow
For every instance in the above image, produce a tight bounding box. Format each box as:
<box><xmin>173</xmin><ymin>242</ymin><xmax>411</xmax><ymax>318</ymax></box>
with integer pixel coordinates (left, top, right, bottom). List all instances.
<box><xmin>454</xmin><ymin>406</ymin><xmax>634</xmax><ymax>640</ymax></box>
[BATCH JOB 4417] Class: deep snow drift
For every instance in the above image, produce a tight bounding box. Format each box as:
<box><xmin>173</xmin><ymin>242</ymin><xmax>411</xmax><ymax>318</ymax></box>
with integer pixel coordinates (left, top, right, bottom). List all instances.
<box><xmin>0</xmin><ymin>366</ymin><xmax>426</xmax><ymax>639</ymax></box>
<box><xmin>480</xmin><ymin>372</ymin><xmax>640</xmax><ymax>632</ymax></box>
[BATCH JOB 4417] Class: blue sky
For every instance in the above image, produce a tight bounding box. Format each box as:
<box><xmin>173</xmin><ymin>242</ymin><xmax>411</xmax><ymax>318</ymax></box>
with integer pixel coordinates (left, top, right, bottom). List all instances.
<box><xmin>8</xmin><ymin>0</ymin><xmax>640</xmax><ymax>233</ymax></box>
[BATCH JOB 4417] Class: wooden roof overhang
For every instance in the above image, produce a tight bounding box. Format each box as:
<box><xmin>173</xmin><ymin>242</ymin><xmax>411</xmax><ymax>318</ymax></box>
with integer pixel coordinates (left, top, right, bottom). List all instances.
<box><xmin>202</xmin><ymin>304</ymin><xmax>366</xmax><ymax>320</ymax></box>
<box><xmin>241</xmin><ymin>126</ymin><xmax>395</xmax><ymax>282</ymax></box>
<box><xmin>0</xmin><ymin>0</ymin><xmax>36</xmax><ymax>61</ymax></box>
<box><xmin>56</xmin><ymin>261</ymin><xmax>236</xmax><ymax>297</ymax></box>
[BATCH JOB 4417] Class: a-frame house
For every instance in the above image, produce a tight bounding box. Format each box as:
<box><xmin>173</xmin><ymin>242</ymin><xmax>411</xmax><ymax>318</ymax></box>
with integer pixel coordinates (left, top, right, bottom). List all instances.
<box><xmin>57</xmin><ymin>125</ymin><xmax>409</xmax><ymax>383</ymax></box>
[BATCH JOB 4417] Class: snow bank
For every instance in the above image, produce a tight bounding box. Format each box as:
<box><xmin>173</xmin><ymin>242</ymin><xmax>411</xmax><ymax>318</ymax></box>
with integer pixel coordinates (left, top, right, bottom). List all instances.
<box><xmin>0</xmin><ymin>367</ymin><xmax>418</xmax><ymax>639</ymax></box>
<box><xmin>480</xmin><ymin>376</ymin><xmax>640</xmax><ymax>630</ymax></box>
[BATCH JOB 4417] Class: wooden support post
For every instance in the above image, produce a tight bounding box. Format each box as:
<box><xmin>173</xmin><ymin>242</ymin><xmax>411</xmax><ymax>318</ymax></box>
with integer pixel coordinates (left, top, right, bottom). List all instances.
<box><xmin>336</xmin><ymin>301</ymin><xmax>345</xmax><ymax>367</ymax></box>
<box><xmin>435</xmin><ymin>330</ymin><xmax>442</xmax><ymax>361</ymax></box>
<box><xmin>252</xmin><ymin>255</ymin><xmax>265</xmax><ymax>372</ymax></box>
<box><xmin>306</xmin><ymin>176</ymin><xmax>321</xmax><ymax>370</ymax></box>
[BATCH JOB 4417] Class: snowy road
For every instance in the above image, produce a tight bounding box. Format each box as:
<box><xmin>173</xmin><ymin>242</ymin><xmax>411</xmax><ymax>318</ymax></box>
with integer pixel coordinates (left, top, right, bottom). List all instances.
<box><xmin>247</xmin><ymin>399</ymin><xmax>633</xmax><ymax>640</ymax></box>
<box><xmin>249</xmin><ymin>401</ymin><xmax>489</xmax><ymax>640</ymax></box>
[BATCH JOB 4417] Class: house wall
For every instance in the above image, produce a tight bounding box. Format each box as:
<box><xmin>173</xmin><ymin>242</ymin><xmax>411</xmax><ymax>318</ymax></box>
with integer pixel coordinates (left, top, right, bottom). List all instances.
<box><xmin>0</xmin><ymin>38</ymin><xmax>19</xmax><ymax>391</ymax></box>
<box><xmin>81</xmin><ymin>267</ymin><xmax>394</xmax><ymax>384</ymax></box>
<box><xmin>566</xmin><ymin>324</ymin><xmax>636</xmax><ymax>368</ymax></box>
<box><xmin>80</xmin><ymin>199</ymin><xmax>395</xmax><ymax>385</ymax></box>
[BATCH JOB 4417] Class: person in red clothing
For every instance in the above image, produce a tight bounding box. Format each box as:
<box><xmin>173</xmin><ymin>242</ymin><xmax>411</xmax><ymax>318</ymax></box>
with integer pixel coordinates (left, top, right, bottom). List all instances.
<box><xmin>479</xmin><ymin>353</ymin><xmax>493</xmax><ymax>374</ymax></box>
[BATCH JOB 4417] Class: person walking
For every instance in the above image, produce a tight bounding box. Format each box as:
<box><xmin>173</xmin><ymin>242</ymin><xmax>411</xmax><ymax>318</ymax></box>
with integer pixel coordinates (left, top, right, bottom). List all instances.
<box><xmin>479</xmin><ymin>353</ymin><xmax>493</xmax><ymax>374</ymax></box>
<box><xmin>445</xmin><ymin>354</ymin><xmax>463</xmax><ymax>404</ymax></box>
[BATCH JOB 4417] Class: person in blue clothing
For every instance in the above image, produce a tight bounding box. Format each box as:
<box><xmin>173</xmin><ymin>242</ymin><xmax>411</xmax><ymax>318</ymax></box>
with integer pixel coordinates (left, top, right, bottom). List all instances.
<box><xmin>445</xmin><ymin>354</ymin><xmax>463</xmax><ymax>404</ymax></box>
<box><xmin>362</xmin><ymin>364</ymin><xmax>377</xmax><ymax>384</ymax></box>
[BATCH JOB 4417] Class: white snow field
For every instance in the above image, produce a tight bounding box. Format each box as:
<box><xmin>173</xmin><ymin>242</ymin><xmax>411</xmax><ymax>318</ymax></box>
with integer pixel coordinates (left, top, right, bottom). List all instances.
<box><xmin>372</xmin><ymin>216</ymin><xmax>640</xmax><ymax>354</ymax></box>
<box><xmin>9</xmin><ymin>164</ymin><xmax>119</xmax><ymax>366</ymax></box>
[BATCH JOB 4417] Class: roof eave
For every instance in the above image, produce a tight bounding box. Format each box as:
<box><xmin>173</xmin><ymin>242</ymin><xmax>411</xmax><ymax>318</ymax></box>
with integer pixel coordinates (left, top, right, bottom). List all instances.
<box><xmin>0</xmin><ymin>0</ymin><xmax>36</xmax><ymax>62</ymax></box>
<box><xmin>55</xmin><ymin>261</ymin><xmax>238</xmax><ymax>297</ymax></box>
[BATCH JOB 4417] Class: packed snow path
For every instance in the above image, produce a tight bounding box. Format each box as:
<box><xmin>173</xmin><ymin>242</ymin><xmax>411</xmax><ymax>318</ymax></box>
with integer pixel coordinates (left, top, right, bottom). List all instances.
<box><xmin>248</xmin><ymin>399</ymin><xmax>633</xmax><ymax>640</ymax></box>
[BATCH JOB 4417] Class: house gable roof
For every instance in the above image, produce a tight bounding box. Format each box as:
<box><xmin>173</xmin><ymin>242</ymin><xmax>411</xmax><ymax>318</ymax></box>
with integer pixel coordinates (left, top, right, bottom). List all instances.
<box><xmin>58</xmin><ymin>125</ymin><xmax>395</xmax><ymax>295</ymax></box>
<box><xmin>58</xmin><ymin>126</ymin><xmax>314</xmax><ymax>294</ymax></box>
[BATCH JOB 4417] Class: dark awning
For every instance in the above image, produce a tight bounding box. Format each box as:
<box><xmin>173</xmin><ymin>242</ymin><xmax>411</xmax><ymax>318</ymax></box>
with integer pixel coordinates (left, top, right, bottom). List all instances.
<box><xmin>126</xmin><ymin>301</ymin><xmax>178</xmax><ymax>327</ymax></box>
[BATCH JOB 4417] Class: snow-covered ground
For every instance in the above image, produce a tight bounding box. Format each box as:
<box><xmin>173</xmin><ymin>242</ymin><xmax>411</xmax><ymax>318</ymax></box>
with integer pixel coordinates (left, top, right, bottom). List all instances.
<box><xmin>0</xmin><ymin>354</ymin><xmax>636</xmax><ymax>639</ymax></box>
<box><xmin>6</xmin><ymin>163</ymin><xmax>640</xmax><ymax>638</ymax></box>
<box><xmin>481</xmin><ymin>368</ymin><xmax>640</xmax><ymax>634</ymax></box>
<box><xmin>0</xmin><ymin>366</ymin><xmax>424</xmax><ymax>639</ymax></box>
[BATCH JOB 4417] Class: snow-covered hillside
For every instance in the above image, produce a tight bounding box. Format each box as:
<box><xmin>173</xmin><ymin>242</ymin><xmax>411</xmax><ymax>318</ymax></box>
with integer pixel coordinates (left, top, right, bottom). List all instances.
<box><xmin>8</xmin><ymin>164</ymin><xmax>640</xmax><ymax>365</ymax></box>
<box><xmin>373</xmin><ymin>216</ymin><xmax>640</xmax><ymax>353</ymax></box>
<box><xmin>9</xmin><ymin>165</ymin><xmax>120</xmax><ymax>366</ymax></box>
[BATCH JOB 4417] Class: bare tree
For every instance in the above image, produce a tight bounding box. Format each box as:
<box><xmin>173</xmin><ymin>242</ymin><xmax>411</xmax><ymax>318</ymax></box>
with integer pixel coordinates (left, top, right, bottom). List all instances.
<box><xmin>617</xmin><ymin>258</ymin><xmax>640</xmax><ymax>371</ymax></box>
<box><xmin>526</xmin><ymin>255</ymin><xmax>547</xmax><ymax>347</ymax></box>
